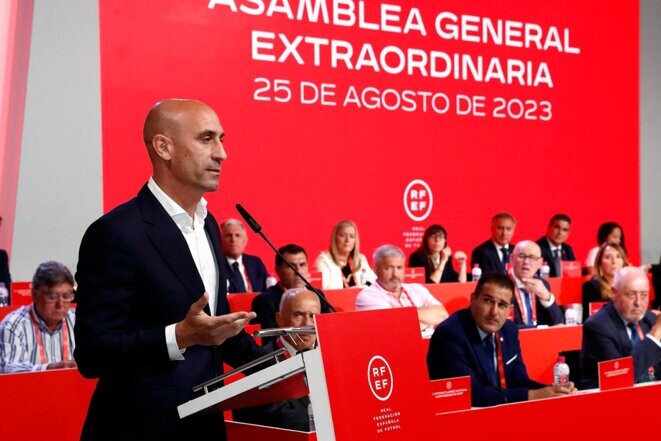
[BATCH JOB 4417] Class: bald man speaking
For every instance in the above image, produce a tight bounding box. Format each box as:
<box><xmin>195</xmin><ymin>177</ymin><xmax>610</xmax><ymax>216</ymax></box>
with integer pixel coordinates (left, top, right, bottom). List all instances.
<box><xmin>74</xmin><ymin>99</ymin><xmax>266</xmax><ymax>441</ymax></box>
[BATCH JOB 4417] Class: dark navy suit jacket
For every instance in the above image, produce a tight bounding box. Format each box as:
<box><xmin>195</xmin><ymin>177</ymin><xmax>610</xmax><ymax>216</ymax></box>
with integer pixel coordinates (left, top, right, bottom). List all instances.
<box><xmin>251</xmin><ymin>284</ymin><xmax>285</xmax><ymax>346</ymax></box>
<box><xmin>427</xmin><ymin>308</ymin><xmax>544</xmax><ymax>407</ymax></box>
<box><xmin>471</xmin><ymin>240</ymin><xmax>509</xmax><ymax>275</ymax></box>
<box><xmin>74</xmin><ymin>185</ymin><xmax>266</xmax><ymax>441</ymax></box>
<box><xmin>579</xmin><ymin>301</ymin><xmax>661</xmax><ymax>389</ymax></box>
<box><xmin>510</xmin><ymin>277</ymin><xmax>564</xmax><ymax>327</ymax></box>
<box><xmin>536</xmin><ymin>237</ymin><xmax>576</xmax><ymax>278</ymax></box>
<box><xmin>226</xmin><ymin>253</ymin><xmax>268</xmax><ymax>293</ymax></box>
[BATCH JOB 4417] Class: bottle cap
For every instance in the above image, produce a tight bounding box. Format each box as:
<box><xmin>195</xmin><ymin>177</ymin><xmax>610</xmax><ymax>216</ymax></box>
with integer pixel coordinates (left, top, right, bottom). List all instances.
<box><xmin>557</xmin><ymin>356</ymin><xmax>565</xmax><ymax>363</ymax></box>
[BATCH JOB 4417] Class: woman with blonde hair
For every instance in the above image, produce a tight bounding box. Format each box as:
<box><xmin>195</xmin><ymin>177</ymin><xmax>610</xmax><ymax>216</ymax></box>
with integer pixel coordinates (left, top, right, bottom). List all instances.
<box><xmin>581</xmin><ymin>242</ymin><xmax>629</xmax><ymax>322</ymax></box>
<box><xmin>315</xmin><ymin>220</ymin><xmax>376</xmax><ymax>289</ymax></box>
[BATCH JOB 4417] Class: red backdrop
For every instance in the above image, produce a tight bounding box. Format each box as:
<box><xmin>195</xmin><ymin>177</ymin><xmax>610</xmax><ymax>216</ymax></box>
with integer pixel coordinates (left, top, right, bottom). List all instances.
<box><xmin>99</xmin><ymin>0</ymin><xmax>639</xmax><ymax>273</ymax></box>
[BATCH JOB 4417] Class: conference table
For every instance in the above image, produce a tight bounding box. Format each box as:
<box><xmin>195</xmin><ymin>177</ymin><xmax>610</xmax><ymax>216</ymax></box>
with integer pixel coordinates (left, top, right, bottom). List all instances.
<box><xmin>0</xmin><ymin>276</ymin><xmax>652</xmax><ymax>440</ymax></box>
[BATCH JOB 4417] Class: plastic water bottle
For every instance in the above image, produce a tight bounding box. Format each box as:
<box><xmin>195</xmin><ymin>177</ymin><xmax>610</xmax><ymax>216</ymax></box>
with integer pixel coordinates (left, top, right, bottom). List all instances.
<box><xmin>359</xmin><ymin>268</ymin><xmax>367</xmax><ymax>286</ymax></box>
<box><xmin>553</xmin><ymin>355</ymin><xmax>570</xmax><ymax>386</ymax></box>
<box><xmin>564</xmin><ymin>306</ymin><xmax>578</xmax><ymax>326</ymax></box>
<box><xmin>0</xmin><ymin>283</ymin><xmax>8</xmax><ymax>307</ymax></box>
<box><xmin>471</xmin><ymin>264</ymin><xmax>482</xmax><ymax>283</ymax></box>
<box><xmin>540</xmin><ymin>261</ymin><xmax>550</xmax><ymax>279</ymax></box>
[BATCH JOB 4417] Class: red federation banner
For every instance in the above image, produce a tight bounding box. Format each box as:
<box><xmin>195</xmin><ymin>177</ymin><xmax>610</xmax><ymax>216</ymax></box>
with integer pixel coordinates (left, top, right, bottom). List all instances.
<box><xmin>315</xmin><ymin>308</ymin><xmax>434</xmax><ymax>440</ymax></box>
<box><xmin>99</xmin><ymin>0</ymin><xmax>640</xmax><ymax>270</ymax></box>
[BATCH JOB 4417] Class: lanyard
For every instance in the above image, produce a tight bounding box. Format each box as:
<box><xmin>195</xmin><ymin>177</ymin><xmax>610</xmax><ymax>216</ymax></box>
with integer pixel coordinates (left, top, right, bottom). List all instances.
<box><xmin>29</xmin><ymin>306</ymin><xmax>70</xmax><ymax>364</ymax></box>
<box><xmin>240</xmin><ymin>265</ymin><xmax>253</xmax><ymax>292</ymax></box>
<box><xmin>494</xmin><ymin>332</ymin><xmax>507</xmax><ymax>389</ymax></box>
<box><xmin>631</xmin><ymin>322</ymin><xmax>645</xmax><ymax>341</ymax></box>
<box><xmin>509</xmin><ymin>270</ymin><xmax>537</xmax><ymax>325</ymax></box>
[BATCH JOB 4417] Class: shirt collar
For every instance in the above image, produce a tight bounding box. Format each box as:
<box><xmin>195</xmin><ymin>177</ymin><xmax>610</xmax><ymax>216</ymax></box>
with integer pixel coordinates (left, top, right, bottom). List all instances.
<box><xmin>30</xmin><ymin>304</ymin><xmax>63</xmax><ymax>333</ymax></box>
<box><xmin>226</xmin><ymin>255</ymin><xmax>244</xmax><ymax>266</ymax></box>
<box><xmin>546</xmin><ymin>238</ymin><xmax>562</xmax><ymax>252</ymax></box>
<box><xmin>147</xmin><ymin>177</ymin><xmax>208</xmax><ymax>230</ymax></box>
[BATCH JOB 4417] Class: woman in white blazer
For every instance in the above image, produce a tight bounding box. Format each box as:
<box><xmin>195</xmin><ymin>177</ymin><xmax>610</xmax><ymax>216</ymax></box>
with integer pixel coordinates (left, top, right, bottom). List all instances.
<box><xmin>315</xmin><ymin>220</ymin><xmax>376</xmax><ymax>289</ymax></box>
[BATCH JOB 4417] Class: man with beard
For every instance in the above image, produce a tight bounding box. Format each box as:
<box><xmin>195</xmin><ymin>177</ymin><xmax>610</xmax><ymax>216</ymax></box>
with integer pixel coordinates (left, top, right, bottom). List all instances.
<box><xmin>428</xmin><ymin>272</ymin><xmax>576</xmax><ymax>407</ymax></box>
<box><xmin>355</xmin><ymin>244</ymin><xmax>448</xmax><ymax>332</ymax></box>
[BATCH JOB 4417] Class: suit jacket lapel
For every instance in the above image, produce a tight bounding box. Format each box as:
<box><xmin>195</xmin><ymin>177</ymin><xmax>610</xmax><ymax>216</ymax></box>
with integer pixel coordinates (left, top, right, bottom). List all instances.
<box><xmin>489</xmin><ymin>242</ymin><xmax>504</xmax><ymax>272</ymax></box>
<box><xmin>464</xmin><ymin>313</ymin><xmax>495</xmax><ymax>385</ymax></box>
<box><xmin>204</xmin><ymin>213</ymin><xmax>229</xmax><ymax>316</ymax></box>
<box><xmin>138</xmin><ymin>185</ymin><xmax>206</xmax><ymax>305</ymax></box>
<box><xmin>605</xmin><ymin>303</ymin><xmax>632</xmax><ymax>353</ymax></box>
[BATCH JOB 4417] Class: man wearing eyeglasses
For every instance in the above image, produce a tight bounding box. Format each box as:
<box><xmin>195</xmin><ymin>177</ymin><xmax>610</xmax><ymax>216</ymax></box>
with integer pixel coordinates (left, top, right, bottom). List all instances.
<box><xmin>579</xmin><ymin>266</ymin><xmax>661</xmax><ymax>389</ymax></box>
<box><xmin>427</xmin><ymin>272</ymin><xmax>576</xmax><ymax>406</ymax></box>
<box><xmin>0</xmin><ymin>261</ymin><xmax>76</xmax><ymax>373</ymax></box>
<box><xmin>507</xmin><ymin>240</ymin><xmax>564</xmax><ymax>327</ymax></box>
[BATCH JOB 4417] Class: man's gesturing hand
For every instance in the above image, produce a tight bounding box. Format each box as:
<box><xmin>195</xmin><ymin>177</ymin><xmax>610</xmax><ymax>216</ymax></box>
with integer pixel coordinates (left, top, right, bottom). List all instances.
<box><xmin>175</xmin><ymin>292</ymin><xmax>256</xmax><ymax>348</ymax></box>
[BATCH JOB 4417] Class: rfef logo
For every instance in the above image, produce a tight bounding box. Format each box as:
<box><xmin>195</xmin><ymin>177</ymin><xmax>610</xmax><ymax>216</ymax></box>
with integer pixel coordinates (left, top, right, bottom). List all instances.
<box><xmin>367</xmin><ymin>355</ymin><xmax>393</xmax><ymax>401</ymax></box>
<box><xmin>403</xmin><ymin>179</ymin><xmax>433</xmax><ymax>221</ymax></box>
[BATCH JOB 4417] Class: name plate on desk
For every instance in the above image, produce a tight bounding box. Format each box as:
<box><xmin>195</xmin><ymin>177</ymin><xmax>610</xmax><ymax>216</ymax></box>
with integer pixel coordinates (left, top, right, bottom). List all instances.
<box><xmin>561</xmin><ymin>261</ymin><xmax>581</xmax><ymax>278</ymax></box>
<box><xmin>598</xmin><ymin>356</ymin><xmax>633</xmax><ymax>390</ymax></box>
<box><xmin>430</xmin><ymin>376</ymin><xmax>471</xmax><ymax>414</ymax></box>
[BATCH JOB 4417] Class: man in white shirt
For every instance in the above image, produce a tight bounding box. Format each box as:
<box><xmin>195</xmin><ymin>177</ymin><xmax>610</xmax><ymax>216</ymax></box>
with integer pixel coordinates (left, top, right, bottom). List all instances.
<box><xmin>74</xmin><ymin>99</ymin><xmax>265</xmax><ymax>441</ymax></box>
<box><xmin>536</xmin><ymin>214</ymin><xmax>577</xmax><ymax>277</ymax></box>
<box><xmin>356</xmin><ymin>244</ymin><xmax>448</xmax><ymax>331</ymax></box>
<box><xmin>220</xmin><ymin>218</ymin><xmax>269</xmax><ymax>293</ymax></box>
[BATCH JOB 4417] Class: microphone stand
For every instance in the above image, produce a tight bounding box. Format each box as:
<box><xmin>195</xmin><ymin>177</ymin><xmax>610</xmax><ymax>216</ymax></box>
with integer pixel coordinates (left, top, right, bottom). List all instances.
<box><xmin>236</xmin><ymin>204</ymin><xmax>337</xmax><ymax>313</ymax></box>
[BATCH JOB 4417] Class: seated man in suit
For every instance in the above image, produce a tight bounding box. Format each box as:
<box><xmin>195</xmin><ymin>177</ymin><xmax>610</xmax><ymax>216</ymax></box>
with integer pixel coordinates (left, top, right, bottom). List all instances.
<box><xmin>579</xmin><ymin>266</ymin><xmax>661</xmax><ymax>389</ymax></box>
<box><xmin>536</xmin><ymin>213</ymin><xmax>576</xmax><ymax>278</ymax></box>
<box><xmin>508</xmin><ymin>240</ymin><xmax>564</xmax><ymax>327</ymax></box>
<box><xmin>0</xmin><ymin>261</ymin><xmax>77</xmax><ymax>373</ymax></box>
<box><xmin>471</xmin><ymin>213</ymin><xmax>516</xmax><ymax>275</ymax></box>
<box><xmin>234</xmin><ymin>288</ymin><xmax>320</xmax><ymax>431</ymax></box>
<box><xmin>427</xmin><ymin>272</ymin><xmax>576</xmax><ymax>407</ymax></box>
<box><xmin>221</xmin><ymin>218</ymin><xmax>268</xmax><ymax>293</ymax></box>
<box><xmin>356</xmin><ymin>244</ymin><xmax>448</xmax><ymax>332</ymax></box>
<box><xmin>251</xmin><ymin>243</ymin><xmax>310</xmax><ymax>345</ymax></box>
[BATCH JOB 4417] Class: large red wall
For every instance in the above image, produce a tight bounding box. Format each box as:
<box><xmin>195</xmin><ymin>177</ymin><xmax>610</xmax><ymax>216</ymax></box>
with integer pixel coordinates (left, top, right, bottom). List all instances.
<box><xmin>100</xmin><ymin>0</ymin><xmax>639</xmax><ymax>271</ymax></box>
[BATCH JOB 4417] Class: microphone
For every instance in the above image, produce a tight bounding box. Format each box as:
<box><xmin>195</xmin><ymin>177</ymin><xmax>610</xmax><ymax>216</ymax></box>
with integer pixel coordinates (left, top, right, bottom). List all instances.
<box><xmin>253</xmin><ymin>325</ymin><xmax>316</xmax><ymax>339</ymax></box>
<box><xmin>235</xmin><ymin>204</ymin><xmax>337</xmax><ymax>313</ymax></box>
<box><xmin>236</xmin><ymin>203</ymin><xmax>262</xmax><ymax>233</ymax></box>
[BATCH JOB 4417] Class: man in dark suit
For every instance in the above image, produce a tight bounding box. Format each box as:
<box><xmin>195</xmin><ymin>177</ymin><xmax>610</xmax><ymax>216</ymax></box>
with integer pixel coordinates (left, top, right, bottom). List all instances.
<box><xmin>580</xmin><ymin>266</ymin><xmax>661</xmax><ymax>389</ymax></box>
<box><xmin>508</xmin><ymin>240</ymin><xmax>564</xmax><ymax>327</ymax></box>
<box><xmin>221</xmin><ymin>218</ymin><xmax>268</xmax><ymax>293</ymax></box>
<box><xmin>471</xmin><ymin>213</ymin><xmax>516</xmax><ymax>275</ymax></box>
<box><xmin>235</xmin><ymin>288</ymin><xmax>319</xmax><ymax>431</ymax></box>
<box><xmin>536</xmin><ymin>213</ymin><xmax>576</xmax><ymax>278</ymax></box>
<box><xmin>74</xmin><ymin>99</ymin><xmax>266</xmax><ymax>441</ymax></box>
<box><xmin>251</xmin><ymin>244</ymin><xmax>309</xmax><ymax>342</ymax></box>
<box><xmin>428</xmin><ymin>272</ymin><xmax>575</xmax><ymax>407</ymax></box>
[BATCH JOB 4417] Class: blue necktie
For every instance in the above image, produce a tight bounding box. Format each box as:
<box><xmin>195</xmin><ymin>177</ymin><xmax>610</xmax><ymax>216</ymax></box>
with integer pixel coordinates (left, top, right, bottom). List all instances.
<box><xmin>229</xmin><ymin>261</ymin><xmax>247</xmax><ymax>293</ymax></box>
<box><xmin>628</xmin><ymin>323</ymin><xmax>640</xmax><ymax>351</ymax></box>
<box><xmin>483</xmin><ymin>334</ymin><xmax>498</xmax><ymax>387</ymax></box>
<box><xmin>501</xmin><ymin>247</ymin><xmax>510</xmax><ymax>265</ymax></box>
<box><xmin>521</xmin><ymin>288</ymin><xmax>534</xmax><ymax>326</ymax></box>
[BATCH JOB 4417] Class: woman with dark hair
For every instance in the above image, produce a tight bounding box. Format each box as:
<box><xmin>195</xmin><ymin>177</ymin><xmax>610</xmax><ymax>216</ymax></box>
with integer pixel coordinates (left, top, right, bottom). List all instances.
<box><xmin>581</xmin><ymin>242</ymin><xmax>629</xmax><ymax>322</ymax></box>
<box><xmin>584</xmin><ymin>222</ymin><xmax>626</xmax><ymax>270</ymax></box>
<box><xmin>408</xmin><ymin>224</ymin><xmax>467</xmax><ymax>283</ymax></box>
